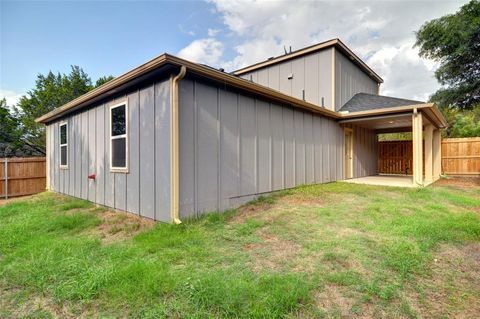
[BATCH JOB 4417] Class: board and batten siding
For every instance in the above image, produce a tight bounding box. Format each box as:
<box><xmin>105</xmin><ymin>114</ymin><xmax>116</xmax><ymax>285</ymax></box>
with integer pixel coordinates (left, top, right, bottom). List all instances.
<box><xmin>178</xmin><ymin>76</ymin><xmax>347</xmax><ymax>219</ymax></box>
<box><xmin>47</xmin><ymin>77</ymin><xmax>172</xmax><ymax>222</ymax></box>
<box><xmin>239</xmin><ymin>48</ymin><xmax>334</xmax><ymax>110</ymax></box>
<box><xmin>335</xmin><ymin>50</ymin><xmax>378</xmax><ymax>110</ymax></box>
<box><xmin>343</xmin><ymin>123</ymin><xmax>379</xmax><ymax>178</ymax></box>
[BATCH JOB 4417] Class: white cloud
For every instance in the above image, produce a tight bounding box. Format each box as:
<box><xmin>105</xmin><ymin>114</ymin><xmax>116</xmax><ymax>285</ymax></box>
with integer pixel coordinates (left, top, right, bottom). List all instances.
<box><xmin>178</xmin><ymin>24</ymin><xmax>196</xmax><ymax>36</ymax></box>
<box><xmin>207</xmin><ymin>28</ymin><xmax>221</xmax><ymax>37</ymax></box>
<box><xmin>0</xmin><ymin>89</ymin><xmax>24</xmax><ymax>107</ymax></box>
<box><xmin>179</xmin><ymin>0</ymin><xmax>467</xmax><ymax>101</ymax></box>
<box><xmin>178</xmin><ymin>38</ymin><xmax>224</xmax><ymax>66</ymax></box>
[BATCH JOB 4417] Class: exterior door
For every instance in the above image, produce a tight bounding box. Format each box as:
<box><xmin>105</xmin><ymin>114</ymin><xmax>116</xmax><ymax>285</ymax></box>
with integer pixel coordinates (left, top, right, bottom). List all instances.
<box><xmin>345</xmin><ymin>129</ymin><xmax>353</xmax><ymax>179</ymax></box>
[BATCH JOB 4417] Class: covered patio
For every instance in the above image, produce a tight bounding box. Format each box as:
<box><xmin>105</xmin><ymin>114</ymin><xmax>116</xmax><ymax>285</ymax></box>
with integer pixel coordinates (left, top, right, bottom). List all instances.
<box><xmin>338</xmin><ymin>93</ymin><xmax>448</xmax><ymax>187</ymax></box>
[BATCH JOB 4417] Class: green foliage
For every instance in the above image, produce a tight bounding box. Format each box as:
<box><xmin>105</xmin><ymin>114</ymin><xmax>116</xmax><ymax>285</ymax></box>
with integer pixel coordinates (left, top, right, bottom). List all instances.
<box><xmin>415</xmin><ymin>0</ymin><xmax>480</xmax><ymax>110</ymax></box>
<box><xmin>13</xmin><ymin>66</ymin><xmax>113</xmax><ymax>150</ymax></box>
<box><xmin>0</xmin><ymin>98</ymin><xmax>22</xmax><ymax>146</ymax></box>
<box><xmin>444</xmin><ymin>105</ymin><xmax>480</xmax><ymax>137</ymax></box>
<box><xmin>95</xmin><ymin>75</ymin><xmax>115</xmax><ymax>87</ymax></box>
<box><xmin>378</xmin><ymin>132</ymin><xmax>412</xmax><ymax>141</ymax></box>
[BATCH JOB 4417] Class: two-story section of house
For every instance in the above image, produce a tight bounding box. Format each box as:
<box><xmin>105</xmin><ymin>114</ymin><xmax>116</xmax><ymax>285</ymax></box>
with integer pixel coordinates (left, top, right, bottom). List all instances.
<box><xmin>234</xmin><ymin>39</ymin><xmax>382</xmax><ymax>111</ymax></box>
<box><xmin>37</xmin><ymin>38</ymin><xmax>447</xmax><ymax>223</ymax></box>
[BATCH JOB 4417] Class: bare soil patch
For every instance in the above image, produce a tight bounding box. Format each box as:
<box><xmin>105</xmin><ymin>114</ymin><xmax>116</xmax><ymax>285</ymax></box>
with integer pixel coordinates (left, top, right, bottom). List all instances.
<box><xmin>244</xmin><ymin>229</ymin><xmax>303</xmax><ymax>272</ymax></box>
<box><xmin>433</xmin><ymin>177</ymin><xmax>480</xmax><ymax>190</ymax></box>
<box><xmin>91</xmin><ymin>209</ymin><xmax>155</xmax><ymax>243</ymax></box>
<box><xmin>230</xmin><ymin>201</ymin><xmax>275</xmax><ymax>223</ymax></box>
<box><xmin>314</xmin><ymin>285</ymin><xmax>374</xmax><ymax>318</ymax></box>
<box><xmin>406</xmin><ymin>243</ymin><xmax>480</xmax><ymax>318</ymax></box>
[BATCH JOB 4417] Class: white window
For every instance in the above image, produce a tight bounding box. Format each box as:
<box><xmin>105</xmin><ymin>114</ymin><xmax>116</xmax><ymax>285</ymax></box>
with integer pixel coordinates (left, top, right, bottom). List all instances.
<box><xmin>110</xmin><ymin>101</ymin><xmax>128</xmax><ymax>172</ymax></box>
<box><xmin>59</xmin><ymin>122</ymin><xmax>68</xmax><ymax>168</ymax></box>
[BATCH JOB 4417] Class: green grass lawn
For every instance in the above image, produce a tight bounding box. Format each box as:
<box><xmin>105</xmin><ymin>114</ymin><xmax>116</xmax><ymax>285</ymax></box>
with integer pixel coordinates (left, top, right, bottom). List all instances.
<box><xmin>0</xmin><ymin>181</ymin><xmax>479</xmax><ymax>318</ymax></box>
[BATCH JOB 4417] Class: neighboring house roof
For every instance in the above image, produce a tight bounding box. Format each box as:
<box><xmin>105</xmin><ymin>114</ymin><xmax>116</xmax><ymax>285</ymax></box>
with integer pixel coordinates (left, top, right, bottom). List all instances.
<box><xmin>233</xmin><ymin>38</ymin><xmax>384</xmax><ymax>84</ymax></box>
<box><xmin>339</xmin><ymin>93</ymin><xmax>424</xmax><ymax>113</ymax></box>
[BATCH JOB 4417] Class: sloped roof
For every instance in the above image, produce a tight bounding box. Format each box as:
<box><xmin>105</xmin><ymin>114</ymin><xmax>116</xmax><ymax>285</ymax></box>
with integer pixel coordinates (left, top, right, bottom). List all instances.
<box><xmin>233</xmin><ymin>38</ymin><xmax>384</xmax><ymax>83</ymax></box>
<box><xmin>339</xmin><ymin>93</ymin><xmax>425</xmax><ymax>113</ymax></box>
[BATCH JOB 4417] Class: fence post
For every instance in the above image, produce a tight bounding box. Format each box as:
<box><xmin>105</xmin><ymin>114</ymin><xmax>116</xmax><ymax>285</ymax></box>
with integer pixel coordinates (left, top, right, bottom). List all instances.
<box><xmin>4</xmin><ymin>158</ymin><xmax>8</xmax><ymax>199</ymax></box>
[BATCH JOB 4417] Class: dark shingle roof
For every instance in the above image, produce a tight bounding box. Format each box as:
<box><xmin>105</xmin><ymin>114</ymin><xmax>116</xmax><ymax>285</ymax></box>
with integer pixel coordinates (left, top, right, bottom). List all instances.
<box><xmin>339</xmin><ymin>93</ymin><xmax>425</xmax><ymax>113</ymax></box>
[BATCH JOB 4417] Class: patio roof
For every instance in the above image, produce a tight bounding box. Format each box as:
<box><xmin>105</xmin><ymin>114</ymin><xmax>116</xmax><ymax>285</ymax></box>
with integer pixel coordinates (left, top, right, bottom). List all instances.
<box><xmin>339</xmin><ymin>93</ymin><xmax>424</xmax><ymax>113</ymax></box>
<box><xmin>338</xmin><ymin>93</ymin><xmax>448</xmax><ymax>130</ymax></box>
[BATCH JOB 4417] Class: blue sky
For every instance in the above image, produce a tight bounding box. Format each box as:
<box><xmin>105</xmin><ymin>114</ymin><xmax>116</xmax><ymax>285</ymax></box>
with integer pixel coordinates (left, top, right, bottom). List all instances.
<box><xmin>1</xmin><ymin>0</ymin><xmax>467</xmax><ymax>106</ymax></box>
<box><xmin>1</xmin><ymin>1</ymin><xmax>223</xmax><ymax>98</ymax></box>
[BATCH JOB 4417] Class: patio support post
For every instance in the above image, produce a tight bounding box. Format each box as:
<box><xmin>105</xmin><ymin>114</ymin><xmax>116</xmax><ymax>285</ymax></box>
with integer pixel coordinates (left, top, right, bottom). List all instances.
<box><xmin>412</xmin><ymin>110</ymin><xmax>423</xmax><ymax>186</ymax></box>
<box><xmin>46</xmin><ymin>126</ymin><xmax>50</xmax><ymax>190</ymax></box>
<box><xmin>432</xmin><ymin>129</ymin><xmax>442</xmax><ymax>181</ymax></box>
<box><xmin>424</xmin><ymin>125</ymin><xmax>433</xmax><ymax>185</ymax></box>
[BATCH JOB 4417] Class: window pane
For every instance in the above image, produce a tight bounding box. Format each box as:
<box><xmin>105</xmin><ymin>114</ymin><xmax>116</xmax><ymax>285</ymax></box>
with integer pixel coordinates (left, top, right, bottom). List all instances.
<box><xmin>60</xmin><ymin>125</ymin><xmax>67</xmax><ymax>144</ymax></box>
<box><xmin>111</xmin><ymin>105</ymin><xmax>126</xmax><ymax>136</ymax></box>
<box><xmin>112</xmin><ymin>138</ymin><xmax>126</xmax><ymax>168</ymax></box>
<box><xmin>60</xmin><ymin>145</ymin><xmax>67</xmax><ymax>166</ymax></box>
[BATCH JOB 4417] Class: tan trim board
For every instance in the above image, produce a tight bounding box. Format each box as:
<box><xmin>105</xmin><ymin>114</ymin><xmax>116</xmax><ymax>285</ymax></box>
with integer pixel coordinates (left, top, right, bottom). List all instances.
<box><xmin>340</xmin><ymin>103</ymin><xmax>432</xmax><ymax>118</ymax></box>
<box><xmin>35</xmin><ymin>52</ymin><xmax>446</xmax><ymax>130</ymax></box>
<box><xmin>234</xmin><ymin>39</ymin><xmax>337</xmax><ymax>75</ymax></box>
<box><xmin>36</xmin><ymin>54</ymin><xmax>341</xmax><ymax>124</ymax></box>
<box><xmin>338</xmin><ymin>112</ymin><xmax>413</xmax><ymax>124</ymax></box>
<box><xmin>36</xmin><ymin>55</ymin><xmax>168</xmax><ymax>123</ymax></box>
<box><xmin>109</xmin><ymin>100</ymin><xmax>129</xmax><ymax>173</ymax></box>
<box><xmin>233</xmin><ymin>38</ymin><xmax>384</xmax><ymax>84</ymax></box>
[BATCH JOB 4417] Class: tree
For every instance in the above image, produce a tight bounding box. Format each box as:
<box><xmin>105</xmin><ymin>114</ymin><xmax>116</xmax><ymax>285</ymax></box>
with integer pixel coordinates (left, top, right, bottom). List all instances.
<box><xmin>95</xmin><ymin>75</ymin><xmax>115</xmax><ymax>87</ymax></box>
<box><xmin>415</xmin><ymin>0</ymin><xmax>480</xmax><ymax>110</ymax></box>
<box><xmin>446</xmin><ymin>108</ymin><xmax>480</xmax><ymax>137</ymax></box>
<box><xmin>0</xmin><ymin>98</ymin><xmax>22</xmax><ymax>146</ymax></box>
<box><xmin>14</xmin><ymin>66</ymin><xmax>113</xmax><ymax>149</ymax></box>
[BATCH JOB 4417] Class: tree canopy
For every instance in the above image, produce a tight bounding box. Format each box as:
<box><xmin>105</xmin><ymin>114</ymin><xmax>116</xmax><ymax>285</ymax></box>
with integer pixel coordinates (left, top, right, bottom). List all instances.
<box><xmin>0</xmin><ymin>98</ymin><xmax>22</xmax><ymax>146</ymax></box>
<box><xmin>415</xmin><ymin>0</ymin><xmax>480</xmax><ymax>110</ymax></box>
<box><xmin>12</xmin><ymin>66</ymin><xmax>114</xmax><ymax>150</ymax></box>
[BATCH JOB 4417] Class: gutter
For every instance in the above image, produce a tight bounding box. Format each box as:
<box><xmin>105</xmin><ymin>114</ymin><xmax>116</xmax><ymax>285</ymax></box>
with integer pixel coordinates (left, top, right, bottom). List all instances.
<box><xmin>170</xmin><ymin>66</ymin><xmax>187</xmax><ymax>224</ymax></box>
<box><xmin>35</xmin><ymin>54</ymin><xmax>340</xmax><ymax>124</ymax></box>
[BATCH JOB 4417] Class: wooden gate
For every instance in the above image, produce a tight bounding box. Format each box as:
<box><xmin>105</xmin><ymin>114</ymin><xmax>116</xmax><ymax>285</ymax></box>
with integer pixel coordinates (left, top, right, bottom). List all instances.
<box><xmin>378</xmin><ymin>141</ymin><xmax>413</xmax><ymax>174</ymax></box>
<box><xmin>442</xmin><ymin>137</ymin><xmax>480</xmax><ymax>176</ymax></box>
<box><xmin>0</xmin><ymin>157</ymin><xmax>46</xmax><ymax>198</ymax></box>
<box><xmin>378</xmin><ymin>141</ymin><xmax>425</xmax><ymax>175</ymax></box>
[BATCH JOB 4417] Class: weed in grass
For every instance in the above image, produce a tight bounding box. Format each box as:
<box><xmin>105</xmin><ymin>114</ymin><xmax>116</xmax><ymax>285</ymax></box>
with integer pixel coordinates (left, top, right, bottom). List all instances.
<box><xmin>325</xmin><ymin>270</ymin><xmax>363</xmax><ymax>286</ymax></box>
<box><xmin>58</xmin><ymin>199</ymin><xmax>92</xmax><ymax>211</ymax></box>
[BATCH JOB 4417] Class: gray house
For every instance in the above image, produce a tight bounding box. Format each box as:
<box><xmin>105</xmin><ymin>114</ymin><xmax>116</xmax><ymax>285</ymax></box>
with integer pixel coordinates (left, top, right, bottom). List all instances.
<box><xmin>36</xmin><ymin>38</ymin><xmax>447</xmax><ymax>223</ymax></box>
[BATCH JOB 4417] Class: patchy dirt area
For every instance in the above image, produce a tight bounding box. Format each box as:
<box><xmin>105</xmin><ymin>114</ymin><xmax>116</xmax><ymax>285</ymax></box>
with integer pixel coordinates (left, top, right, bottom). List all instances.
<box><xmin>433</xmin><ymin>177</ymin><xmax>480</xmax><ymax>189</ymax></box>
<box><xmin>243</xmin><ymin>229</ymin><xmax>302</xmax><ymax>272</ymax></box>
<box><xmin>91</xmin><ymin>209</ymin><xmax>155</xmax><ymax>243</ymax></box>
<box><xmin>230</xmin><ymin>201</ymin><xmax>275</xmax><ymax>223</ymax></box>
<box><xmin>406</xmin><ymin>243</ymin><xmax>480</xmax><ymax>318</ymax></box>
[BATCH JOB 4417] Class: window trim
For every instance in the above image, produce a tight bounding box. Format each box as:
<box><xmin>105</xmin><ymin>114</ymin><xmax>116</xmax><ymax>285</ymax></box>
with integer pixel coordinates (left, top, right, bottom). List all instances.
<box><xmin>59</xmin><ymin>122</ymin><xmax>68</xmax><ymax>169</ymax></box>
<box><xmin>109</xmin><ymin>100</ymin><xmax>129</xmax><ymax>173</ymax></box>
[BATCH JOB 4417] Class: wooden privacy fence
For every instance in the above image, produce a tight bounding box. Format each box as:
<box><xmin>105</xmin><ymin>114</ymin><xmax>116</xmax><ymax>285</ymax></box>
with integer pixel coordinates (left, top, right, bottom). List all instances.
<box><xmin>0</xmin><ymin>157</ymin><xmax>46</xmax><ymax>199</ymax></box>
<box><xmin>442</xmin><ymin>137</ymin><xmax>480</xmax><ymax>176</ymax></box>
<box><xmin>378</xmin><ymin>141</ymin><xmax>424</xmax><ymax>174</ymax></box>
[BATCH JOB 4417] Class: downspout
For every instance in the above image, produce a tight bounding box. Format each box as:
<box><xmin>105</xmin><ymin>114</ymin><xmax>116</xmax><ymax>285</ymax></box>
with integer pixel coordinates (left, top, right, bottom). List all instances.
<box><xmin>170</xmin><ymin>65</ymin><xmax>187</xmax><ymax>224</ymax></box>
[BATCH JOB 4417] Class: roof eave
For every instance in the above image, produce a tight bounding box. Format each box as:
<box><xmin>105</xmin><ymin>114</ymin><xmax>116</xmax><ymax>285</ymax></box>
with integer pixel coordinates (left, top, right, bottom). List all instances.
<box><xmin>35</xmin><ymin>54</ymin><xmax>170</xmax><ymax>124</ymax></box>
<box><xmin>36</xmin><ymin>54</ymin><xmax>341</xmax><ymax>124</ymax></box>
<box><xmin>339</xmin><ymin>103</ymin><xmax>448</xmax><ymax>129</ymax></box>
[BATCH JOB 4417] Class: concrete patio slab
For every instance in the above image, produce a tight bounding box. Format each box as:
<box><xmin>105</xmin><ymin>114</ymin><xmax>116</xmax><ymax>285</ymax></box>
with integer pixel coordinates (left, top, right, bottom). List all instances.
<box><xmin>343</xmin><ymin>175</ymin><xmax>415</xmax><ymax>188</ymax></box>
